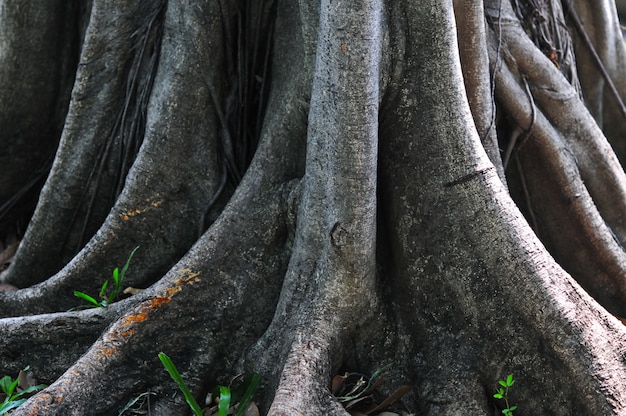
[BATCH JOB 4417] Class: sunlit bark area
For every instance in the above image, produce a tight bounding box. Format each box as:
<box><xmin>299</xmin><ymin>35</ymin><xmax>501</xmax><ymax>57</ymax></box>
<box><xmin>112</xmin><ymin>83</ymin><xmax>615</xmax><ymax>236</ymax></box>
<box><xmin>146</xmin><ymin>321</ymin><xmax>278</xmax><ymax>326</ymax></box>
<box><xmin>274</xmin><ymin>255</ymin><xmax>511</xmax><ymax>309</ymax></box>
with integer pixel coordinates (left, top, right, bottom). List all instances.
<box><xmin>1</xmin><ymin>0</ymin><xmax>626</xmax><ymax>415</ymax></box>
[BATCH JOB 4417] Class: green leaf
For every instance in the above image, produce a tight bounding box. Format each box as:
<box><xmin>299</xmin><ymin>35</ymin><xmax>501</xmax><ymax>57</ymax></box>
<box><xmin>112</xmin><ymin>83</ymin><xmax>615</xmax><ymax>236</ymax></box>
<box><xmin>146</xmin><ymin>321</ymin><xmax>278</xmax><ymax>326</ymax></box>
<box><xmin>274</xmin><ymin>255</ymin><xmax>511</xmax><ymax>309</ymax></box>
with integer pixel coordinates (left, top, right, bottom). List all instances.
<box><xmin>7</xmin><ymin>377</ymin><xmax>18</xmax><ymax>398</ymax></box>
<box><xmin>499</xmin><ymin>380</ymin><xmax>508</xmax><ymax>387</ymax></box>
<box><xmin>493</xmin><ymin>393</ymin><xmax>503</xmax><ymax>399</ymax></box>
<box><xmin>158</xmin><ymin>352</ymin><xmax>203</xmax><ymax>416</ymax></box>
<box><xmin>0</xmin><ymin>375</ymin><xmax>13</xmax><ymax>395</ymax></box>
<box><xmin>233</xmin><ymin>373</ymin><xmax>262</xmax><ymax>416</ymax></box>
<box><xmin>112</xmin><ymin>268</ymin><xmax>120</xmax><ymax>286</ymax></box>
<box><xmin>0</xmin><ymin>399</ymin><xmax>27</xmax><ymax>415</ymax></box>
<box><xmin>506</xmin><ymin>374</ymin><xmax>514</xmax><ymax>386</ymax></box>
<box><xmin>502</xmin><ymin>409</ymin><xmax>509</xmax><ymax>415</ymax></box>
<box><xmin>217</xmin><ymin>386</ymin><xmax>231</xmax><ymax>416</ymax></box>
<box><xmin>108</xmin><ymin>246</ymin><xmax>139</xmax><ymax>305</ymax></box>
<box><xmin>74</xmin><ymin>291</ymin><xmax>102</xmax><ymax>307</ymax></box>
<box><xmin>119</xmin><ymin>246</ymin><xmax>140</xmax><ymax>282</ymax></box>
<box><xmin>12</xmin><ymin>383</ymin><xmax>47</xmax><ymax>399</ymax></box>
<box><xmin>510</xmin><ymin>405</ymin><xmax>517</xmax><ymax>411</ymax></box>
<box><xmin>99</xmin><ymin>280</ymin><xmax>109</xmax><ymax>300</ymax></box>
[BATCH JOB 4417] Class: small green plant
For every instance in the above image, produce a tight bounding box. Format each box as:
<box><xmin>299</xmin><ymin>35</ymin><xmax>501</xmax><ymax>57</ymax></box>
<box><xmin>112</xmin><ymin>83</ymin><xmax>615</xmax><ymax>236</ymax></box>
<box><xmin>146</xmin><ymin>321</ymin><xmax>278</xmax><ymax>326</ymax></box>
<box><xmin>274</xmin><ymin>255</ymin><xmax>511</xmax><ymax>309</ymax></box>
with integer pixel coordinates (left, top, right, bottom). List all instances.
<box><xmin>158</xmin><ymin>352</ymin><xmax>261</xmax><ymax>416</ymax></box>
<box><xmin>0</xmin><ymin>366</ymin><xmax>47</xmax><ymax>415</ymax></box>
<box><xmin>74</xmin><ymin>246</ymin><xmax>139</xmax><ymax>308</ymax></box>
<box><xmin>493</xmin><ymin>373</ymin><xmax>517</xmax><ymax>415</ymax></box>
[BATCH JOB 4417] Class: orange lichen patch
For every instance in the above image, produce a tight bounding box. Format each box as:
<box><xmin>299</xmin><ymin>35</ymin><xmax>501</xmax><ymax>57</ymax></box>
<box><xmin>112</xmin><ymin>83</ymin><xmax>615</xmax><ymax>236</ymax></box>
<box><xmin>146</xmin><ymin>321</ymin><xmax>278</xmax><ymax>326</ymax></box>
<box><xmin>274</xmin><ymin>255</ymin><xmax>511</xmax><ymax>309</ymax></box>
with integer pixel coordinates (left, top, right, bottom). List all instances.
<box><xmin>121</xmin><ymin>311</ymin><xmax>149</xmax><ymax>326</ymax></box>
<box><xmin>166</xmin><ymin>285</ymin><xmax>183</xmax><ymax>296</ymax></box>
<box><xmin>119</xmin><ymin>329</ymin><xmax>137</xmax><ymax>337</ymax></box>
<box><xmin>99</xmin><ymin>346</ymin><xmax>118</xmax><ymax>358</ymax></box>
<box><xmin>175</xmin><ymin>268</ymin><xmax>202</xmax><ymax>285</ymax></box>
<box><xmin>150</xmin><ymin>296</ymin><xmax>173</xmax><ymax>307</ymax></box>
<box><xmin>23</xmin><ymin>392</ymin><xmax>58</xmax><ymax>415</ymax></box>
<box><xmin>118</xmin><ymin>197</ymin><xmax>164</xmax><ymax>221</ymax></box>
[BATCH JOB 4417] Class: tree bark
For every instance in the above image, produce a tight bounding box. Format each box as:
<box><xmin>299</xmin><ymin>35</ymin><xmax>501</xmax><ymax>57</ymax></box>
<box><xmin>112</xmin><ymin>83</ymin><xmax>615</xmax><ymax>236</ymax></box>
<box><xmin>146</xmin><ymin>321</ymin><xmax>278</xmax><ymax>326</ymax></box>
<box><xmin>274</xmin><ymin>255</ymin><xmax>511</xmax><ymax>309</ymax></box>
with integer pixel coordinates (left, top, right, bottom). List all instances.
<box><xmin>0</xmin><ymin>0</ymin><xmax>79</xmax><ymax>241</ymax></box>
<box><xmin>2</xmin><ymin>0</ymin><xmax>626</xmax><ymax>415</ymax></box>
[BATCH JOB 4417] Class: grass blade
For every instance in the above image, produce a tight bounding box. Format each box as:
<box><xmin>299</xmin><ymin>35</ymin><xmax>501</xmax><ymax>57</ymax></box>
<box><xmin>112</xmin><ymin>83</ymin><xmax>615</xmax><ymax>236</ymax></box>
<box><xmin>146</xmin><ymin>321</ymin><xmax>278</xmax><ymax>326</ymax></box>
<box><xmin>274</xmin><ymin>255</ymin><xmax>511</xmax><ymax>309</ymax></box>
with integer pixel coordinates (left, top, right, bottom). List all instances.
<box><xmin>119</xmin><ymin>246</ymin><xmax>140</xmax><ymax>282</ymax></box>
<box><xmin>99</xmin><ymin>280</ymin><xmax>109</xmax><ymax>300</ymax></box>
<box><xmin>13</xmin><ymin>384</ymin><xmax>48</xmax><ymax>399</ymax></box>
<box><xmin>158</xmin><ymin>352</ymin><xmax>203</xmax><ymax>416</ymax></box>
<box><xmin>0</xmin><ymin>399</ymin><xmax>27</xmax><ymax>415</ymax></box>
<box><xmin>109</xmin><ymin>246</ymin><xmax>139</xmax><ymax>303</ymax></box>
<box><xmin>234</xmin><ymin>373</ymin><xmax>261</xmax><ymax>416</ymax></box>
<box><xmin>217</xmin><ymin>386</ymin><xmax>231</xmax><ymax>416</ymax></box>
<box><xmin>73</xmin><ymin>291</ymin><xmax>102</xmax><ymax>307</ymax></box>
<box><xmin>112</xmin><ymin>268</ymin><xmax>120</xmax><ymax>287</ymax></box>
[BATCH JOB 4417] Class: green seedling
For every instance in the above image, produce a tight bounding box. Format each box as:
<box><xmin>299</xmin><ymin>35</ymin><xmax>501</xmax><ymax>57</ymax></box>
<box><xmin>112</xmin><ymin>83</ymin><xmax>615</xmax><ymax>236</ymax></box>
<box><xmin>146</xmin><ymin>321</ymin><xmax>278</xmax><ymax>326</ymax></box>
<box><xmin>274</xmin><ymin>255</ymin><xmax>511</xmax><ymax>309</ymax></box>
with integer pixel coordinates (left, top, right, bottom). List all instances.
<box><xmin>0</xmin><ymin>366</ymin><xmax>47</xmax><ymax>415</ymax></box>
<box><xmin>493</xmin><ymin>373</ymin><xmax>517</xmax><ymax>415</ymax></box>
<box><xmin>158</xmin><ymin>352</ymin><xmax>261</xmax><ymax>416</ymax></box>
<box><xmin>74</xmin><ymin>246</ymin><xmax>139</xmax><ymax>308</ymax></box>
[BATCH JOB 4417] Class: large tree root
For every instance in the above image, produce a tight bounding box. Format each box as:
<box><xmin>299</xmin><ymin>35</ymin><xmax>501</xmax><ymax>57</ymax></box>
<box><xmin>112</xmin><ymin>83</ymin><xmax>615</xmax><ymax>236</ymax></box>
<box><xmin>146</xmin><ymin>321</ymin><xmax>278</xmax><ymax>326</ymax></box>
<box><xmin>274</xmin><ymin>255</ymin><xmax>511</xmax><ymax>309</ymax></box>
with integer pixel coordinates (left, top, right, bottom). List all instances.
<box><xmin>0</xmin><ymin>0</ymin><xmax>78</xmax><ymax>239</ymax></box>
<box><xmin>9</xmin><ymin>168</ymin><xmax>295</xmax><ymax>415</ymax></box>
<box><xmin>0</xmin><ymin>306</ymin><xmax>122</xmax><ymax>382</ymax></box>
<box><xmin>3</xmin><ymin>0</ymin><xmax>626</xmax><ymax>415</ymax></box>
<box><xmin>0</xmin><ymin>0</ymin><xmax>227</xmax><ymax>317</ymax></box>
<box><xmin>376</xmin><ymin>2</ymin><xmax>626</xmax><ymax>414</ymax></box>
<box><xmin>3</xmin><ymin>0</ymin><xmax>165</xmax><ymax>287</ymax></box>
<box><xmin>252</xmin><ymin>2</ymin><xmax>381</xmax><ymax>413</ymax></box>
<box><xmin>453</xmin><ymin>0</ymin><xmax>506</xmax><ymax>183</ymax></box>
<box><xmin>486</xmin><ymin>0</ymin><xmax>626</xmax><ymax>316</ymax></box>
<box><xmin>6</xmin><ymin>1</ymin><xmax>312</xmax><ymax>410</ymax></box>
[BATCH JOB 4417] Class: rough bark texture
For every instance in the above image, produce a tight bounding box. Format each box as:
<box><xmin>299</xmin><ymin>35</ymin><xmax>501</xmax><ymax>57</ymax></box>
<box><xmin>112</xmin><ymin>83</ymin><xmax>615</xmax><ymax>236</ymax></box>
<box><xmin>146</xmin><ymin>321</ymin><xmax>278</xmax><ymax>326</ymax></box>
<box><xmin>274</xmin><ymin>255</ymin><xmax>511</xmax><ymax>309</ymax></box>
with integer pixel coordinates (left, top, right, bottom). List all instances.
<box><xmin>2</xmin><ymin>0</ymin><xmax>626</xmax><ymax>415</ymax></box>
<box><xmin>0</xmin><ymin>0</ymin><xmax>79</xmax><ymax>241</ymax></box>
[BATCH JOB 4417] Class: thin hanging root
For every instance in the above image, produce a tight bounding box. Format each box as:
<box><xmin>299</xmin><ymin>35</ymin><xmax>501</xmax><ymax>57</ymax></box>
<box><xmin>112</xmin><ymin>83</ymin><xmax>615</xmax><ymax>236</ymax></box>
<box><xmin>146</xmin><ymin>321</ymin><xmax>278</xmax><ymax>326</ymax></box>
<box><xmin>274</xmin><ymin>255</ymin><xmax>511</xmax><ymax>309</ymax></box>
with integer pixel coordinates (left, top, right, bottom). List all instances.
<box><xmin>562</xmin><ymin>0</ymin><xmax>626</xmax><ymax>120</ymax></box>
<box><xmin>493</xmin><ymin>54</ymin><xmax>626</xmax><ymax>315</ymax></box>
<box><xmin>500</xmin><ymin>21</ymin><xmax>626</xmax><ymax>245</ymax></box>
<box><xmin>514</xmin><ymin>155</ymin><xmax>538</xmax><ymax>232</ymax></box>
<box><xmin>502</xmin><ymin>76</ymin><xmax>535</xmax><ymax>170</ymax></box>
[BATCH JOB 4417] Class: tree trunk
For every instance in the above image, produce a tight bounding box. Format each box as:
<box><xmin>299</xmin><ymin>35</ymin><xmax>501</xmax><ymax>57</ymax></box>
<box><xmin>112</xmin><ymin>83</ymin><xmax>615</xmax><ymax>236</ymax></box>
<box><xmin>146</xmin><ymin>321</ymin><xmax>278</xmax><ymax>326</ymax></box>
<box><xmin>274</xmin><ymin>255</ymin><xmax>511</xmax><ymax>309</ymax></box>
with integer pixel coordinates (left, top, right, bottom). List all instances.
<box><xmin>2</xmin><ymin>0</ymin><xmax>626</xmax><ymax>415</ymax></box>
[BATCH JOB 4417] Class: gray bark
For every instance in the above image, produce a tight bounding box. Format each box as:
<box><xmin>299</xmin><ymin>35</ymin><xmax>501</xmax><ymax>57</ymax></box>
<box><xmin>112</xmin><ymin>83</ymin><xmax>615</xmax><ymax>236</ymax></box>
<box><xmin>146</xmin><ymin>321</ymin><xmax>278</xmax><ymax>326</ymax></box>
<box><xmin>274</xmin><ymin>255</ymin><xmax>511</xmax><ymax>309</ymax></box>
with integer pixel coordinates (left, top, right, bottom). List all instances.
<box><xmin>0</xmin><ymin>0</ymin><xmax>79</xmax><ymax>238</ymax></box>
<box><xmin>1</xmin><ymin>0</ymin><xmax>626</xmax><ymax>415</ymax></box>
